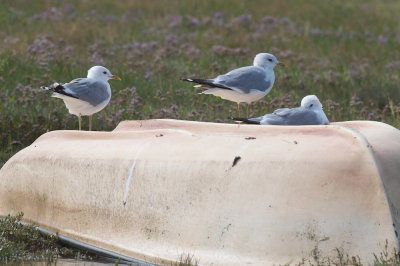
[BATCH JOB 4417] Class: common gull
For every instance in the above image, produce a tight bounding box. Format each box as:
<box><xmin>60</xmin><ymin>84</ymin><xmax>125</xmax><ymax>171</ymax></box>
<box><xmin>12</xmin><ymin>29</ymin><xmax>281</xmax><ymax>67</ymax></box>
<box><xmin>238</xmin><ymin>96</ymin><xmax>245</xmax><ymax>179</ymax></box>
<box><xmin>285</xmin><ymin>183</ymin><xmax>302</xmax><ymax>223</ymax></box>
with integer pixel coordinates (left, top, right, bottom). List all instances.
<box><xmin>41</xmin><ymin>66</ymin><xmax>121</xmax><ymax>130</ymax></box>
<box><xmin>234</xmin><ymin>95</ymin><xmax>329</xmax><ymax>125</ymax></box>
<box><xmin>182</xmin><ymin>53</ymin><xmax>284</xmax><ymax>117</ymax></box>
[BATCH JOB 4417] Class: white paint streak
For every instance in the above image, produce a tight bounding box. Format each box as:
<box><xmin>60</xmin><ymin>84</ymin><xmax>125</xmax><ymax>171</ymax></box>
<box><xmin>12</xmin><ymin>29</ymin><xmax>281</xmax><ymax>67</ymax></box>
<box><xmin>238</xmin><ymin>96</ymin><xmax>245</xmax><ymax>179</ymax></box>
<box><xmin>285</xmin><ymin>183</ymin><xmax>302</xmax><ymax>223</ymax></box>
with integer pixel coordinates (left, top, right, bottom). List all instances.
<box><xmin>123</xmin><ymin>143</ymin><xmax>150</xmax><ymax>205</ymax></box>
<box><xmin>123</xmin><ymin>161</ymin><xmax>136</xmax><ymax>205</ymax></box>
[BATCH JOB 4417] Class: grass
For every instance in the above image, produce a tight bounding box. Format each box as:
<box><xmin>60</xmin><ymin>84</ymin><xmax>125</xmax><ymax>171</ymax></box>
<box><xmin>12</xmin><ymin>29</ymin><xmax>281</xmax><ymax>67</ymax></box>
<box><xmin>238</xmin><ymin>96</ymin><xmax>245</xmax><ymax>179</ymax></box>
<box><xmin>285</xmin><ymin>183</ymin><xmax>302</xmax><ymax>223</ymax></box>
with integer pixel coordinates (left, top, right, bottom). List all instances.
<box><xmin>296</xmin><ymin>243</ymin><xmax>400</xmax><ymax>266</ymax></box>
<box><xmin>173</xmin><ymin>253</ymin><xmax>199</xmax><ymax>266</ymax></box>
<box><xmin>0</xmin><ymin>212</ymin><xmax>98</xmax><ymax>264</ymax></box>
<box><xmin>0</xmin><ymin>212</ymin><xmax>58</xmax><ymax>263</ymax></box>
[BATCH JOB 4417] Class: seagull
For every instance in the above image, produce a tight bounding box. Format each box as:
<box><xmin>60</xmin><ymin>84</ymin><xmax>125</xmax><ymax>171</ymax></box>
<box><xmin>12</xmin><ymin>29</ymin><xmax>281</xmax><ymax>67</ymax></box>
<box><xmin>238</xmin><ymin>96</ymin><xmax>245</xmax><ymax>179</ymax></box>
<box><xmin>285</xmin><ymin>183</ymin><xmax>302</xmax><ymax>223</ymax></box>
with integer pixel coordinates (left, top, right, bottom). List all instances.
<box><xmin>41</xmin><ymin>66</ymin><xmax>121</xmax><ymax>131</ymax></box>
<box><xmin>181</xmin><ymin>53</ymin><xmax>284</xmax><ymax>117</ymax></box>
<box><xmin>234</xmin><ymin>95</ymin><xmax>329</xmax><ymax>125</ymax></box>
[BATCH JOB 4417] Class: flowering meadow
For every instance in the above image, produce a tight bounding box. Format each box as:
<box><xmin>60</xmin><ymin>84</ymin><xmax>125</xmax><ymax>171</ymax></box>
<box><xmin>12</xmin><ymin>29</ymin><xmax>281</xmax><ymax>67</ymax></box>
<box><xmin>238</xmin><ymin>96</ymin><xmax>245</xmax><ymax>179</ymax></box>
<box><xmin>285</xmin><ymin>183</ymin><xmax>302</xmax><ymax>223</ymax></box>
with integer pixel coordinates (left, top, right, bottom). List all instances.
<box><xmin>1</xmin><ymin>0</ymin><xmax>400</xmax><ymax>166</ymax></box>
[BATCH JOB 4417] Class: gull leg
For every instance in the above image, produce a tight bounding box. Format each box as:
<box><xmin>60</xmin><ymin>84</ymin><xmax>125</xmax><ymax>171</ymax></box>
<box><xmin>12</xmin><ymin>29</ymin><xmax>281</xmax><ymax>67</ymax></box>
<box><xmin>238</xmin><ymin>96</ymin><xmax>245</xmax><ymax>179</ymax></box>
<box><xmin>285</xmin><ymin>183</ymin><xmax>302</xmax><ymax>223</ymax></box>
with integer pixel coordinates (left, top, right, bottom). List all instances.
<box><xmin>78</xmin><ymin>115</ymin><xmax>82</xmax><ymax>131</ymax></box>
<box><xmin>237</xmin><ymin>103</ymin><xmax>242</xmax><ymax>117</ymax></box>
<box><xmin>89</xmin><ymin>115</ymin><xmax>92</xmax><ymax>131</ymax></box>
<box><xmin>247</xmin><ymin>104</ymin><xmax>251</xmax><ymax>118</ymax></box>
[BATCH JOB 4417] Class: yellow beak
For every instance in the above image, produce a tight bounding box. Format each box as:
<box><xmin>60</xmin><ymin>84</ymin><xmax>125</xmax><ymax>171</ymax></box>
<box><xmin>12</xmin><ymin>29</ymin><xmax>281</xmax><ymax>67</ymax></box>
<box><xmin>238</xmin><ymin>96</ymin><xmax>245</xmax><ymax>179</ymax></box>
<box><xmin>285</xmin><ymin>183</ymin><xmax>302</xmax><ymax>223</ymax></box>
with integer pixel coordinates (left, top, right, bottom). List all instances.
<box><xmin>277</xmin><ymin>62</ymin><xmax>286</xmax><ymax>67</ymax></box>
<box><xmin>110</xmin><ymin>75</ymin><xmax>122</xmax><ymax>81</ymax></box>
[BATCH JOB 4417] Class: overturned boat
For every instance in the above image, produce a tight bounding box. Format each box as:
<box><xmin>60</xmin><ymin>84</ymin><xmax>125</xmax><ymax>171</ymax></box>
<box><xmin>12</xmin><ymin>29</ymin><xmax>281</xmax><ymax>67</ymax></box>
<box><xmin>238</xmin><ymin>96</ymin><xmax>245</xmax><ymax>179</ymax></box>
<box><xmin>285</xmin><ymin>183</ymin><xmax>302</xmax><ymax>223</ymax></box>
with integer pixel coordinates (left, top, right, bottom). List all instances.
<box><xmin>0</xmin><ymin>119</ymin><xmax>399</xmax><ymax>265</ymax></box>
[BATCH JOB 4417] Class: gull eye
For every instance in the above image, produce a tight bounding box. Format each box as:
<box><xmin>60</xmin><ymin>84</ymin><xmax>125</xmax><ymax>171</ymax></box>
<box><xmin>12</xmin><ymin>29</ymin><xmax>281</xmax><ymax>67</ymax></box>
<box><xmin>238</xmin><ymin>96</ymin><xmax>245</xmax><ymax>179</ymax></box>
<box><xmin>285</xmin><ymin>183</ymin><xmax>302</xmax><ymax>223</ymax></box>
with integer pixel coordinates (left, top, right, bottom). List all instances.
<box><xmin>268</xmin><ymin>58</ymin><xmax>273</xmax><ymax>62</ymax></box>
<box><xmin>103</xmin><ymin>71</ymin><xmax>107</xmax><ymax>74</ymax></box>
<box><xmin>309</xmin><ymin>104</ymin><xmax>314</xmax><ymax>107</ymax></box>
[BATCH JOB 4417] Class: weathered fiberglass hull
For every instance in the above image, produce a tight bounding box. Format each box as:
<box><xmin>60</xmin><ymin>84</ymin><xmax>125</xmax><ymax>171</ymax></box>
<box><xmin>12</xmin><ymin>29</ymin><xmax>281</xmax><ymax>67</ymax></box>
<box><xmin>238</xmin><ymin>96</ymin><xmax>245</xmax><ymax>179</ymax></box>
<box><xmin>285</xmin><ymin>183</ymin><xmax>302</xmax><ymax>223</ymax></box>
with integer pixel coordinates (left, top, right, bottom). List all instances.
<box><xmin>0</xmin><ymin>119</ymin><xmax>399</xmax><ymax>265</ymax></box>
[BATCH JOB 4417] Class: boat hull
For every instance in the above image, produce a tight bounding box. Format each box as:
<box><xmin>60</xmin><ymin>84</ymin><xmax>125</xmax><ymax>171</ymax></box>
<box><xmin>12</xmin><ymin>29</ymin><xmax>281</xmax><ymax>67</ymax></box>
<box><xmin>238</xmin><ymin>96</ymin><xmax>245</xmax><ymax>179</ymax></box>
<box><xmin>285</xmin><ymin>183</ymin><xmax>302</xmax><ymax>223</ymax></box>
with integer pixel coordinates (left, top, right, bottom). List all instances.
<box><xmin>0</xmin><ymin>119</ymin><xmax>399</xmax><ymax>265</ymax></box>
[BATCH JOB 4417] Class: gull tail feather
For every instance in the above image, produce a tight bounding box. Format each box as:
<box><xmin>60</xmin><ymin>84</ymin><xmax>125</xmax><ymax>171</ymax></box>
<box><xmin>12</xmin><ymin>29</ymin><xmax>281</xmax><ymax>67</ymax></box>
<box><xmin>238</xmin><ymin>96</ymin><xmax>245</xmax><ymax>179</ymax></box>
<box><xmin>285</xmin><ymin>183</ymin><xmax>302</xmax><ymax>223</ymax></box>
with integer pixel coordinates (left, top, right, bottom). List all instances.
<box><xmin>180</xmin><ymin>78</ymin><xmax>232</xmax><ymax>90</ymax></box>
<box><xmin>41</xmin><ymin>83</ymin><xmax>79</xmax><ymax>99</ymax></box>
<box><xmin>233</xmin><ymin>117</ymin><xmax>261</xmax><ymax>125</ymax></box>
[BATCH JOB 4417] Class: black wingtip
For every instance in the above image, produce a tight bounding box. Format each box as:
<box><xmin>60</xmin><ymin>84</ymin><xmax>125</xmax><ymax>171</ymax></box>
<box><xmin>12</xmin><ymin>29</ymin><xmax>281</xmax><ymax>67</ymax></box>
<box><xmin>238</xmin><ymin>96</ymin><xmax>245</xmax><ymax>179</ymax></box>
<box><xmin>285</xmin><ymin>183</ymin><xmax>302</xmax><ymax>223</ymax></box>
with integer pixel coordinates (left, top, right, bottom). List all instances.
<box><xmin>232</xmin><ymin>117</ymin><xmax>261</xmax><ymax>125</ymax></box>
<box><xmin>181</xmin><ymin>78</ymin><xmax>232</xmax><ymax>90</ymax></box>
<box><xmin>43</xmin><ymin>83</ymin><xmax>79</xmax><ymax>99</ymax></box>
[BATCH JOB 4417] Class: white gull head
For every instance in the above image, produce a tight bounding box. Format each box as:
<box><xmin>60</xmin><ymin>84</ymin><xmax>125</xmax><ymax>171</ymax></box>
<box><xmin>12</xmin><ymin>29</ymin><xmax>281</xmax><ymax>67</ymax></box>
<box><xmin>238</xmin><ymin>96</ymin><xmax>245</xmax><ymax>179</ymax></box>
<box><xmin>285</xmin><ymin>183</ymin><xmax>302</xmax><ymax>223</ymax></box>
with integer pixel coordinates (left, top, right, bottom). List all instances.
<box><xmin>253</xmin><ymin>53</ymin><xmax>284</xmax><ymax>69</ymax></box>
<box><xmin>87</xmin><ymin>66</ymin><xmax>121</xmax><ymax>81</ymax></box>
<box><xmin>301</xmin><ymin>95</ymin><xmax>324</xmax><ymax>110</ymax></box>
<box><xmin>301</xmin><ymin>95</ymin><xmax>329</xmax><ymax>125</ymax></box>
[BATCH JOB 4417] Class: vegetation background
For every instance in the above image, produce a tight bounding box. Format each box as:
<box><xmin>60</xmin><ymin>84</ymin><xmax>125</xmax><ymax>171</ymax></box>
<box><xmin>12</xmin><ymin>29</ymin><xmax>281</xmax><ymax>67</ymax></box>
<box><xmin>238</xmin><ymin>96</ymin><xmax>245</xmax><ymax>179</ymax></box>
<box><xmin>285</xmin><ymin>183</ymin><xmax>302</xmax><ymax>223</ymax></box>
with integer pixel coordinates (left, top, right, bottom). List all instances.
<box><xmin>0</xmin><ymin>0</ymin><xmax>400</xmax><ymax>263</ymax></box>
<box><xmin>1</xmin><ymin>0</ymin><xmax>400</xmax><ymax>166</ymax></box>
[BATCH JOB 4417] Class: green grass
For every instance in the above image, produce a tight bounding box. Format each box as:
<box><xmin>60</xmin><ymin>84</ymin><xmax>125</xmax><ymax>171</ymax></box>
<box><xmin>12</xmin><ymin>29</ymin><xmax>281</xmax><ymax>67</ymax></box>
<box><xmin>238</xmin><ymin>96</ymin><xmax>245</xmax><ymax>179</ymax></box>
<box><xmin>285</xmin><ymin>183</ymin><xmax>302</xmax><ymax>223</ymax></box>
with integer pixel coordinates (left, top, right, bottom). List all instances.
<box><xmin>1</xmin><ymin>0</ymin><xmax>400</xmax><ymax>164</ymax></box>
<box><xmin>0</xmin><ymin>212</ymin><xmax>58</xmax><ymax>263</ymax></box>
<box><xmin>0</xmin><ymin>212</ymin><xmax>98</xmax><ymax>264</ymax></box>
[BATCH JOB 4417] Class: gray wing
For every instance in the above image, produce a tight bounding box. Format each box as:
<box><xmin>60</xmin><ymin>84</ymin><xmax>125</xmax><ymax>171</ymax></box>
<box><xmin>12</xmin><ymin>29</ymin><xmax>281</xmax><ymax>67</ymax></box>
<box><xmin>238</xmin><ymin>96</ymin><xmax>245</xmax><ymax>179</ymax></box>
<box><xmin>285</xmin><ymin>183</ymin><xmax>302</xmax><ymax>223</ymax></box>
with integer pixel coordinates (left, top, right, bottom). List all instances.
<box><xmin>272</xmin><ymin>108</ymin><xmax>292</xmax><ymax>116</ymax></box>
<box><xmin>261</xmin><ymin>107</ymin><xmax>322</xmax><ymax>125</ymax></box>
<box><xmin>213</xmin><ymin>66</ymin><xmax>271</xmax><ymax>93</ymax></box>
<box><xmin>63</xmin><ymin>78</ymin><xmax>109</xmax><ymax>106</ymax></box>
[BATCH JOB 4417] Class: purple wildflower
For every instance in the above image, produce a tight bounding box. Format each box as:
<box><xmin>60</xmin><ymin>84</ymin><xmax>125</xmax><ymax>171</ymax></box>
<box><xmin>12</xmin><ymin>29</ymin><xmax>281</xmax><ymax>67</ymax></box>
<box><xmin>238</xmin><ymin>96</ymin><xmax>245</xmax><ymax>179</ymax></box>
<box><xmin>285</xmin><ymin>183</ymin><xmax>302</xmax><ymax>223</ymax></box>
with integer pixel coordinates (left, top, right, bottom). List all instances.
<box><xmin>231</xmin><ymin>14</ymin><xmax>252</xmax><ymax>27</ymax></box>
<box><xmin>91</xmin><ymin>51</ymin><xmax>104</xmax><ymax>65</ymax></box>
<box><xmin>185</xmin><ymin>16</ymin><xmax>200</xmax><ymax>29</ymax></box>
<box><xmin>165</xmin><ymin>15</ymin><xmax>182</xmax><ymax>28</ymax></box>
<box><xmin>378</xmin><ymin>35</ymin><xmax>388</xmax><ymax>45</ymax></box>
<box><xmin>386</xmin><ymin>61</ymin><xmax>400</xmax><ymax>70</ymax></box>
<box><xmin>213</xmin><ymin>12</ymin><xmax>225</xmax><ymax>25</ymax></box>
